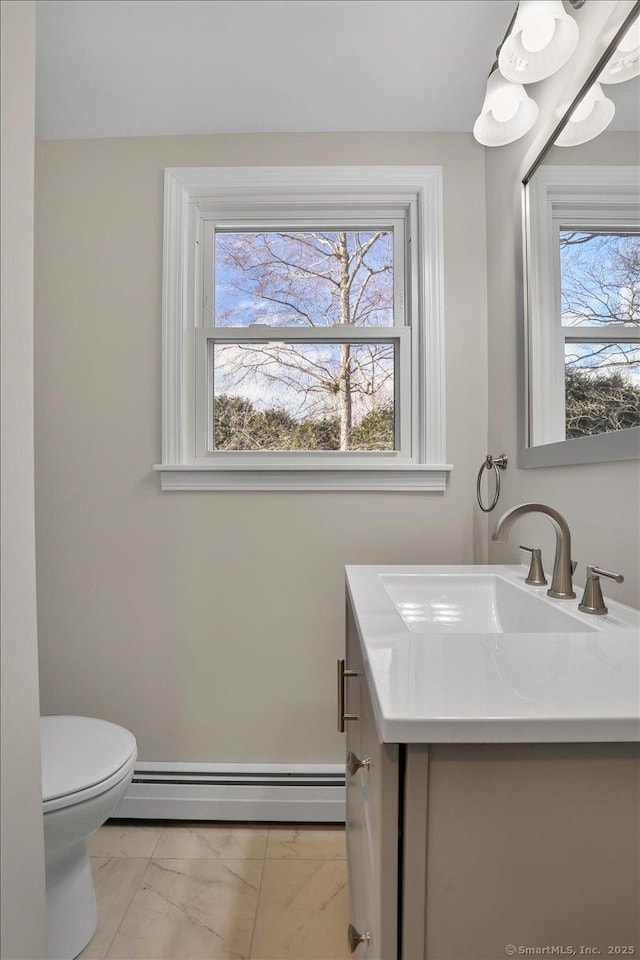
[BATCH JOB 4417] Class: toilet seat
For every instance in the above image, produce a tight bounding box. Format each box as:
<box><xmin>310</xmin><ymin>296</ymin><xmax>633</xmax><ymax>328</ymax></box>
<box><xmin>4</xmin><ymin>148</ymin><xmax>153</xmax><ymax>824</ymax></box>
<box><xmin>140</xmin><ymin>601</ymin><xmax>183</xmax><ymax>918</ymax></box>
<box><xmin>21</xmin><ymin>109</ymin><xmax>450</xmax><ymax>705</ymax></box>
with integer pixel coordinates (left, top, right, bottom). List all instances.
<box><xmin>42</xmin><ymin>716</ymin><xmax>137</xmax><ymax>813</ymax></box>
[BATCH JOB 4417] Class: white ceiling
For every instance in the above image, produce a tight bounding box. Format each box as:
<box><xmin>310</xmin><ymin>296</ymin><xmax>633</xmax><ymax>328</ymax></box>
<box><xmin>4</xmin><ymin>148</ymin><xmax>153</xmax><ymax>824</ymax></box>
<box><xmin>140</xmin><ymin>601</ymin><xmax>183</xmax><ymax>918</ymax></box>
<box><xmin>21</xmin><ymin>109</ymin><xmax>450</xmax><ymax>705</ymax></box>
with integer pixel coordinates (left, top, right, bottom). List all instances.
<box><xmin>36</xmin><ymin>0</ymin><xmax>639</xmax><ymax>141</ymax></box>
<box><xmin>35</xmin><ymin>0</ymin><xmax>515</xmax><ymax>139</ymax></box>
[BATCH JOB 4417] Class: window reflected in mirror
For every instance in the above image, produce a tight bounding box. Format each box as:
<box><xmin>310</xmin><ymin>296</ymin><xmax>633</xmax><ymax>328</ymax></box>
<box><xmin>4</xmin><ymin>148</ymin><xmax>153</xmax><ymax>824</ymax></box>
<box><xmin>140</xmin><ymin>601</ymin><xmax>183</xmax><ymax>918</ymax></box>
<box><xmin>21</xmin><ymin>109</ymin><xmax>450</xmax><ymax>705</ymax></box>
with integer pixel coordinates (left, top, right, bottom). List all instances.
<box><xmin>560</xmin><ymin>229</ymin><xmax>640</xmax><ymax>439</ymax></box>
<box><xmin>524</xmin><ymin>70</ymin><xmax>639</xmax><ymax>455</ymax></box>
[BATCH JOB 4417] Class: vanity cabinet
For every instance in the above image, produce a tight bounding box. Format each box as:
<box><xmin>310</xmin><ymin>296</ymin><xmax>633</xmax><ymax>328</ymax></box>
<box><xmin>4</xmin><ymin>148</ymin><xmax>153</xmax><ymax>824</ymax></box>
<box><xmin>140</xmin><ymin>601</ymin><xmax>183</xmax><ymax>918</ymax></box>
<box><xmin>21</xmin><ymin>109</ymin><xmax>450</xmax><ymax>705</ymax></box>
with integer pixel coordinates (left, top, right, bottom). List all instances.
<box><xmin>344</xmin><ymin>600</ymin><xmax>640</xmax><ymax>960</ymax></box>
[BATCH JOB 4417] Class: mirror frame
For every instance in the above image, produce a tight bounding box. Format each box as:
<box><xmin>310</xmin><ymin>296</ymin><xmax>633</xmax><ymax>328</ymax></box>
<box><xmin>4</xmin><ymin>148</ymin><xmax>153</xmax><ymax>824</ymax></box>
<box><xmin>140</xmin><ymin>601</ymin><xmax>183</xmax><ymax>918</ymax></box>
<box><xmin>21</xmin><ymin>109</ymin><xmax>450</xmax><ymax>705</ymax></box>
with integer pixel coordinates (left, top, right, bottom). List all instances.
<box><xmin>518</xmin><ymin>2</ymin><xmax>640</xmax><ymax>468</ymax></box>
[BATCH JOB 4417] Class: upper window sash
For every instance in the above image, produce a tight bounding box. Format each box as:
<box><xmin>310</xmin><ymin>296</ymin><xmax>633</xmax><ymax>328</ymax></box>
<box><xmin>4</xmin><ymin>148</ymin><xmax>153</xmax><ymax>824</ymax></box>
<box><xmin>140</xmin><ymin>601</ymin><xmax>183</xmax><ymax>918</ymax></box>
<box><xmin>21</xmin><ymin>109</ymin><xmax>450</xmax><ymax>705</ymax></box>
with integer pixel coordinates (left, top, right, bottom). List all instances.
<box><xmin>201</xmin><ymin>216</ymin><xmax>407</xmax><ymax>331</ymax></box>
<box><xmin>553</xmin><ymin>218</ymin><xmax>640</xmax><ymax>349</ymax></box>
<box><xmin>553</xmin><ymin>216</ymin><xmax>640</xmax><ymax>327</ymax></box>
<box><xmin>553</xmin><ymin>219</ymin><xmax>640</xmax><ymax>343</ymax></box>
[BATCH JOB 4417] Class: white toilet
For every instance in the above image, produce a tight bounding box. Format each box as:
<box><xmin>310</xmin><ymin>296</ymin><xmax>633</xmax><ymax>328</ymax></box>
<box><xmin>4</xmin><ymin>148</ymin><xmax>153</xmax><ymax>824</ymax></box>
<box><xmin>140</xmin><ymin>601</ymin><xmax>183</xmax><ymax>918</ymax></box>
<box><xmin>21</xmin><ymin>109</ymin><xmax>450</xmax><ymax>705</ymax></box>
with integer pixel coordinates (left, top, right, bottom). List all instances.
<box><xmin>41</xmin><ymin>716</ymin><xmax>137</xmax><ymax>960</ymax></box>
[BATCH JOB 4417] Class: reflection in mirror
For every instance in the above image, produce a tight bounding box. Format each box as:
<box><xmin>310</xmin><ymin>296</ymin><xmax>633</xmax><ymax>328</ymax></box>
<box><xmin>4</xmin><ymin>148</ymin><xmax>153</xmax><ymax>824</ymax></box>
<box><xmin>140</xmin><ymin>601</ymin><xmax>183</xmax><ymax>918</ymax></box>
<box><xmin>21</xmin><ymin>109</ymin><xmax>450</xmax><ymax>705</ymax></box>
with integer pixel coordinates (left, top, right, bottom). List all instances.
<box><xmin>524</xmin><ymin>52</ymin><xmax>639</xmax><ymax>460</ymax></box>
<box><xmin>561</xmin><ymin>227</ymin><xmax>639</xmax><ymax>439</ymax></box>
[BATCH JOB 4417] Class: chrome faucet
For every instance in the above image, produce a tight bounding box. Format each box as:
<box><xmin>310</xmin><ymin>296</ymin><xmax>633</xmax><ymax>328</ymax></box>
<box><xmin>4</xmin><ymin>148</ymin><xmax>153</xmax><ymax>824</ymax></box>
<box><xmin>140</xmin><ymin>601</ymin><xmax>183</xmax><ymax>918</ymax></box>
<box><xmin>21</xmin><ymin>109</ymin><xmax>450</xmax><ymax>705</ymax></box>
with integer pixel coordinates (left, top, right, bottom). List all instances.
<box><xmin>492</xmin><ymin>503</ymin><xmax>576</xmax><ymax>600</ymax></box>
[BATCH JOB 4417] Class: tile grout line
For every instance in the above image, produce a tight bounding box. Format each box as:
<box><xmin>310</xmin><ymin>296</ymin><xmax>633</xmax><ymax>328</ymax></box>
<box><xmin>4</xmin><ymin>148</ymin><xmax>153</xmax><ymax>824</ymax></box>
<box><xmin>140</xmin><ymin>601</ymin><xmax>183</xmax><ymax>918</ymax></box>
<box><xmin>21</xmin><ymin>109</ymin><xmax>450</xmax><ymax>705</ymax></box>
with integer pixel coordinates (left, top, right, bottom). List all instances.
<box><xmin>95</xmin><ymin>856</ymin><xmax>151</xmax><ymax>960</ymax></box>
<box><xmin>247</xmin><ymin>831</ymin><xmax>270</xmax><ymax>960</ymax></box>
<box><xmin>148</xmin><ymin>824</ymin><xmax>165</xmax><ymax>858</ymax></box>
<box><xmin>149</xmin><ymin>857</ymin><xmax>266</xmax><ymax>863</ymax></box>
<box><xmin>262</xmin><ymin>857</ymin><xmax>348</xmax><ymax>867</ymax></box>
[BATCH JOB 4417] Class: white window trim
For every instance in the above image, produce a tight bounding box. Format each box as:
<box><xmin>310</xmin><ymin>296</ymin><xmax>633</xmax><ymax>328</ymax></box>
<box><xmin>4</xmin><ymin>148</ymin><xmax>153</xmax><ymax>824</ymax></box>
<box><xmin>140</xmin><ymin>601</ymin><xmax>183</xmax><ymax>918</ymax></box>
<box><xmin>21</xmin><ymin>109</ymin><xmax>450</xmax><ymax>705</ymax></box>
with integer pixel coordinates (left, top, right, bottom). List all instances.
<box><xmin>156</xmin><ymin>165</ymin><xmax>451</xmax><ymax>491</ymax></box>
<box><xmin>525</xmin><ymin>164</ymin><xmax>640</xmax><ymax>453</ymax></box>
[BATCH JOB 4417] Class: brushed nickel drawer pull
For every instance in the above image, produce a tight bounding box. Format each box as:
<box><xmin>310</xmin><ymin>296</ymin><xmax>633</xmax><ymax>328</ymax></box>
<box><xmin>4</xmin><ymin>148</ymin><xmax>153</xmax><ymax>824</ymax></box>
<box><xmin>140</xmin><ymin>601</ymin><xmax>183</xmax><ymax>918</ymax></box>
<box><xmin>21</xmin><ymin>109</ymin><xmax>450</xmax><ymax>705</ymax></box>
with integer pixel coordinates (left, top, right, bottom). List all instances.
<box><xmin>347</xmin><ymin>751</ymin><xmax>370</xmax><ymax>777</ymax></box>
<box><xmin>337</xmin><ymin>659</ymin><xmax>358</xmax><ymax>733</ymax></box>
<box><xmin>348</xmin><ymin>923</ymin><xmax>371</xmax><ymax>953</ymax></box>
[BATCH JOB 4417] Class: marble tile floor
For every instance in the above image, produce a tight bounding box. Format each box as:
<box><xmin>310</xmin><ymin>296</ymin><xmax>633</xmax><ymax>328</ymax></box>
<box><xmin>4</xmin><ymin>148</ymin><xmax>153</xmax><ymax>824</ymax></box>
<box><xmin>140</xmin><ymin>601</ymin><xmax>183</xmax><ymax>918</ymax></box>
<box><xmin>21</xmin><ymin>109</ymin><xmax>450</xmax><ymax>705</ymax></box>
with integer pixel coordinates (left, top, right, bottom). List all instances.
<box><xmin>81</xmin><ymin>823</ymin><xmax>350</xmax><ymax>960</ymax></box>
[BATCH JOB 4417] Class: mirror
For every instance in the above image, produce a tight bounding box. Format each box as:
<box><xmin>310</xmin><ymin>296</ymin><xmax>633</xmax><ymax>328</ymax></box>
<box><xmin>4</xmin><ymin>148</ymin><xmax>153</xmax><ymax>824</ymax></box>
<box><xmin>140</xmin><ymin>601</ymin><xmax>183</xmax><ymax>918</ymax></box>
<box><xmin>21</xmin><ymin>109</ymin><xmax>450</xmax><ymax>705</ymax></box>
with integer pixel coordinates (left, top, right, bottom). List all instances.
<box><xmin>522</xmin><ymin>9</ymin><xmax>639</xmax><ymax>467</ymax></box>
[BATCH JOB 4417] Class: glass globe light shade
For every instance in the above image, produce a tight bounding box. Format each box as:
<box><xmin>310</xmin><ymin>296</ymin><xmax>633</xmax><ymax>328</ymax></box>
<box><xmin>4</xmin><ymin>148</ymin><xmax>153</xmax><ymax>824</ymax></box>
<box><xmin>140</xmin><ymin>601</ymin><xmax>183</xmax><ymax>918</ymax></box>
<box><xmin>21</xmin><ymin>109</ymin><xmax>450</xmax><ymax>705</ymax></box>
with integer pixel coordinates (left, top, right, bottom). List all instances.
<box><xmin>499</xmin><ymin>0</ymin><xmax>579</xmax><ymax>84</ymax></box>
<box><xmin>473</xmin><ymin>71</ymin><xmax>539</xmax><ymax>146</ymax></box>
<box><xmin>554</xmin><ymin>82</ymin><xmax>615</xmax><ymax>146</ymax></box>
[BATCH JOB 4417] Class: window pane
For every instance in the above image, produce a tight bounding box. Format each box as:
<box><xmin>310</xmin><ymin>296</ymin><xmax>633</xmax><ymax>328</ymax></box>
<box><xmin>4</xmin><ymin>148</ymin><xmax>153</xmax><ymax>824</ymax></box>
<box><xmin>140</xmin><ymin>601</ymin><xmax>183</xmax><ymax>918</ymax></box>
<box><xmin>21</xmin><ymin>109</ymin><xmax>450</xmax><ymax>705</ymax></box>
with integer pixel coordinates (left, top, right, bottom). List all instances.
<box><xmin>215</xmin><ymin>231</ymin><xmax>394</xmax><ymax>327</ymax></box>
<box><xmin>213</xmin><ymin>342</ymin><xmax>395</xmax><ymax>451</ymax></box>
<box><xmin>559</xmin><ymin>231</ymin><xmax>640</xmax><ymax>328</ymax></box>
<box><xmin>565</xmin><ymin>341</ymin><xmax>640</xmax><ymax>438</ymax></box>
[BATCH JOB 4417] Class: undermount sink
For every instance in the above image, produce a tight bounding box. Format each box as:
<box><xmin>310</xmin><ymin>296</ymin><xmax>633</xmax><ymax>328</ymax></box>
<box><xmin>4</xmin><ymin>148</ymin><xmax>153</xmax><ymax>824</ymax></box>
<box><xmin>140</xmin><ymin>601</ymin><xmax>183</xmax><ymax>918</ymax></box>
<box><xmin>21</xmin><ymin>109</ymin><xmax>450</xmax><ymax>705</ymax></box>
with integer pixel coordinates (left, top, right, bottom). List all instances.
<box><xmin>380</xmin><ymin>573</ymin><xmax>596</xmax><ymax>634</ymax></box>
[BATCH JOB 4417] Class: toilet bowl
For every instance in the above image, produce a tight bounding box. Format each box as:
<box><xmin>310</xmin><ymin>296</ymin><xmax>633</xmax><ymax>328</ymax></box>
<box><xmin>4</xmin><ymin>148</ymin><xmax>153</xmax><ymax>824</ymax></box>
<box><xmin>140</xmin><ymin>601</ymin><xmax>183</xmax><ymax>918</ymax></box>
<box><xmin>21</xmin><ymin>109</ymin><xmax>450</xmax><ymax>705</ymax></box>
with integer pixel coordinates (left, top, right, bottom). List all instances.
<box><xmin>42</xmin><ymin>716</ymin><xmax>137</xmax><ymax>960</ymax></box>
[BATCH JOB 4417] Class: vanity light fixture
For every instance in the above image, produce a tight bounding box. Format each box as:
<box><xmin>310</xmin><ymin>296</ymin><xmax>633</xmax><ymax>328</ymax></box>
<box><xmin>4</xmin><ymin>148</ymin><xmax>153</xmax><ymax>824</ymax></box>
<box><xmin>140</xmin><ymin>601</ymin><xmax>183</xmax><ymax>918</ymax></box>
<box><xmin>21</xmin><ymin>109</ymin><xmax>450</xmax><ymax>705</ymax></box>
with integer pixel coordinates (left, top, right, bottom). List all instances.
<box><xmin>498</xmin><ymin>0</ymin><xmax>580</xmax><ymax>84</ymax></box>
<box><xmin>473</xmin><ymin>0</ymin><xmax>584</xmax><ymax>147</ymax></box>
<box><xmin>599</xmin><ymin>18</ymin><xmax>640</xmax><ymax>84</ymax></box>
<box><xmin>473</xmin><ymin>67</ymin><xmax>539</xmax><ymax>146</ymax></box>
<box><xmin>554</xmin><ymin>80</ymin><xmax>615</xmax><ymax>146</ymax></box>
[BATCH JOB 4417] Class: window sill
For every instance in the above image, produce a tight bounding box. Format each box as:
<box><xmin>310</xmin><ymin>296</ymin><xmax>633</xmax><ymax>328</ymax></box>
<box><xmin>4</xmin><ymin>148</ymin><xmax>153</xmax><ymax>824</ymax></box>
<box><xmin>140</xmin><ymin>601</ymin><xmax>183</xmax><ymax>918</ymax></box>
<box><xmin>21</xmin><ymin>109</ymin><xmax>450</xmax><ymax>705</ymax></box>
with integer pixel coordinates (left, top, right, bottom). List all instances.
<box><xmin>153</xmin><ymin>463</ymin><xmax>453</xmax><ymax>492</ymax></box>
<box><xmin>518</xmin><ymin>426</ymin><xmax>640</xmax><ymax>468</ymax></box>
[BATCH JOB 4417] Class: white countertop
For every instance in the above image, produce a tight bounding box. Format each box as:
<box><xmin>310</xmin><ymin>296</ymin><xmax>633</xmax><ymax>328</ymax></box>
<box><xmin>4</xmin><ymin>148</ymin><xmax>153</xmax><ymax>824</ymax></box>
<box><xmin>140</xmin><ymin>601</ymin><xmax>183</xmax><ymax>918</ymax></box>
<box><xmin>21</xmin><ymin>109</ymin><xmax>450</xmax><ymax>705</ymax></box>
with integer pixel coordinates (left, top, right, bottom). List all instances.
<box><xmin>345</xmin><ymin>564</ymin><xmax>640</xmax><ymax>744</ymax></box>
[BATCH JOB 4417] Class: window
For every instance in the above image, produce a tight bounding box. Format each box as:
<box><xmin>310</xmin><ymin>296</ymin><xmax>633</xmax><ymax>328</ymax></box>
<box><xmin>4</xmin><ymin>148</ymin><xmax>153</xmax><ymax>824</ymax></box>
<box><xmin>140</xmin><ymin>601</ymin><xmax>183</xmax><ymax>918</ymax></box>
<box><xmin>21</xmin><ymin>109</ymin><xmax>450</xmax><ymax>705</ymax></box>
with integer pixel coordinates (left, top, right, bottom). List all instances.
<box><xmin>158</xmin><ymin>167</ymin><xmax>448</xmax><ymax>490</ymax></box>
<box><xmin>560</xmin><ymin>229</ymin><xmax>640</xmax><ymax>439</ymax></box>
<box><xmin>526</xmin><ymin>166</ymin><xmax>640</xmax><ymax>451</ymax></box>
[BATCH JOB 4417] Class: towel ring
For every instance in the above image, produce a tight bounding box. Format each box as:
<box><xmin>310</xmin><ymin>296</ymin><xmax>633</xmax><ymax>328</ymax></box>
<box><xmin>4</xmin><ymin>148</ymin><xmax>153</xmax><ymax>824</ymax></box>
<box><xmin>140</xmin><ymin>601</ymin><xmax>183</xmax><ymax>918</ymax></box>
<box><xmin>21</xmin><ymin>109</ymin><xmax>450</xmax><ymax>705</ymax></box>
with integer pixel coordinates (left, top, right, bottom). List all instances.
<box><xmin>476</xmin><ymin>454</ymin><xmax>508</xmax><ymax>513</ymax></box>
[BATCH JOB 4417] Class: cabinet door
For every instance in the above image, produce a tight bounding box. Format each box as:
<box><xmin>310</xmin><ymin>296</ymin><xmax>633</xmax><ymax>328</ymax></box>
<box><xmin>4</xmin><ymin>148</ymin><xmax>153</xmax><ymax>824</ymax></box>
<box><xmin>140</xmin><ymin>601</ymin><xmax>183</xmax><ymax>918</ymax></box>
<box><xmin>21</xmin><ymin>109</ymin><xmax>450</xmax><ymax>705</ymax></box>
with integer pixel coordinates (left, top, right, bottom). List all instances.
<box><xmin>345</xmin><ymin>602</ymin><xmax>399</xmax><ymax>960</ymax></box>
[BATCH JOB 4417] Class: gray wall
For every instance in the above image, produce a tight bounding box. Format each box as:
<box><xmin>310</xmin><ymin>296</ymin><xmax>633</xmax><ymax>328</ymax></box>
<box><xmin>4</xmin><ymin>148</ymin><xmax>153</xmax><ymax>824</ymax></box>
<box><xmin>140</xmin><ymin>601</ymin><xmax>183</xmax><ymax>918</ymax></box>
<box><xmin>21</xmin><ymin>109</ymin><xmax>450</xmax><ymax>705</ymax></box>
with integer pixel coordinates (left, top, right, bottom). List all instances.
<box><xmin>485</xmin><ymin>3</ymin><xmax>640</xmax><ymax>608</ymax></box>
<box><xmin>0</xmin><ymin>2</ymin><xmax>48</xmax><ymax>957</ymax></box>
<box><xmin>35</xmin><ymin>133</ymin><xmax>489</xmax><ymax>763</ymax></box>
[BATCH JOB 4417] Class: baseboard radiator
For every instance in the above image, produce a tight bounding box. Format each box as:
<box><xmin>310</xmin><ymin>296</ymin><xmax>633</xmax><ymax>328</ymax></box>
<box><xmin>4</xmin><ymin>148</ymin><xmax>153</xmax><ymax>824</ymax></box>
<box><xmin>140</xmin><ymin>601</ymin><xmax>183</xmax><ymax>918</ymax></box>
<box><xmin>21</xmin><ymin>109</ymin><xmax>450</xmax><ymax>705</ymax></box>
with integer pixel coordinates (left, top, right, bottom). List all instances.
<box><xmin>112</xmin><ymin>762</ymin><xmax>346</xmax><ymax>822</ymax></box>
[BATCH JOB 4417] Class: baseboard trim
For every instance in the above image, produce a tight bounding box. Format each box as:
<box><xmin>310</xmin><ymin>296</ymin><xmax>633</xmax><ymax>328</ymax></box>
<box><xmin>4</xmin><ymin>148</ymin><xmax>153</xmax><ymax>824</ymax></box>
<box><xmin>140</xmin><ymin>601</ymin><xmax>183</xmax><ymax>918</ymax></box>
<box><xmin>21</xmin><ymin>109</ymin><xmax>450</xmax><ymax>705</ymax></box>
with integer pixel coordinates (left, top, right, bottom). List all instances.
<box><xmin>112</xmin><ymin>762</ymin><xmax>346</xmax><ymax>822</ymax></box>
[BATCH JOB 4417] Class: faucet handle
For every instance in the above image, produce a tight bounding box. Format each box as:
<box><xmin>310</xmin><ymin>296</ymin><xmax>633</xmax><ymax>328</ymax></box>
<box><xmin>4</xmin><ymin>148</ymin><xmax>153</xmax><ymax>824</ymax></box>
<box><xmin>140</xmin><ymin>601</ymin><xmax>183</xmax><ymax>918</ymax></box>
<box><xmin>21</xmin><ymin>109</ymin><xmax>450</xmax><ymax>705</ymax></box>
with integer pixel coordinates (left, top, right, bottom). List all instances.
<box><xmin>519</xmin><ymin>545</ymin><xmax>548</xmax><ymax>586</ymax></box>
<box><xmin>578</xmin><ymin>565</ymin><xmax>624</xmax><ymax>616</ymax></box>
<box><xmin>591</xmin><ymin>566</ymin><xmax>624</xmax><ymax>584</ymax></box>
